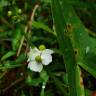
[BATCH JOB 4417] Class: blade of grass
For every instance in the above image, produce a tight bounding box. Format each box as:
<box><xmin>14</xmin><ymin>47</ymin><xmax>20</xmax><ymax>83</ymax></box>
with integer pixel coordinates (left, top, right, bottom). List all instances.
<box><xmin>61</xmin><ymin>0</ymin><xmax>96</xmax><ymax>78</ymax></box>
<box><xmin>51</xmin><ymin>0</ymin><xmax>85</xmax><ymax>96</ymax></box>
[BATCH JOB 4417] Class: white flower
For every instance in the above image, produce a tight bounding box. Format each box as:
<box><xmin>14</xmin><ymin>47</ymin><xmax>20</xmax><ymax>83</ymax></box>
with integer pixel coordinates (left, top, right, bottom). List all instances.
<box><xmin>27</xmin><ymin>46</ymin><xmax>53</xmax><ymax>72</ymax></box>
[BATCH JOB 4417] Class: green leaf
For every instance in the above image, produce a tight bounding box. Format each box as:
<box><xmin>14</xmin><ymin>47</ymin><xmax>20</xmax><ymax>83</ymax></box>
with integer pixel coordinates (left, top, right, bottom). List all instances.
<box><xmin>41</xmin><ymin>0</ymin><xmax>51</xmax><ymax>3</ymax></box>
<box><xmin>76</xmin><ymin>66</ymin><xmax>85</xmax><ymax>95</ymax></box>
<box><xmin>1</xmin><ymin>51</ymin><xmax>16</xmax><ymax>61</ymax></box>
<box><xmin>40</xmin><ymin>70</ymin><xmax>49</xmax><ymax>82</ymax></box>
<box><xmin>0</xmin><ymin>0</ymin><xmax>9</xmax><ymax>12</ymax></box>
<box><xmin>79</xmin><ymin>52</ymin><xmax>96</xmax><ymax>78</ymax></box>
<box><xmin>85</xmin><ymin>88</ymin><xmax>92</xmax><ymax>96</ymax></box>
<box><xmin>51</xmin><ymin>0</ymin><xmax>84</xmax><ymax>96</ymax></box>
<box><xmin>15</xmin><ymin>54</ymin><xmax>27</xmax><ymax>63</ymax></box>
<box><xmin>12</xmin><ymin>28</ymin><xmax>22</xmax><ymax>51</ymax></box>
<box><xmin>32</xmin><ymin>21</ymin><xmax>56</xmax><ymax>36</ymax></box>
<box><xmin>50</xmin><ymin>74</ymin><xmax>68</xmax><ymax>96</ymax></box>
<box><xmin>60</xmin><ymin>0</ymin><xmax>96</xmax><ymax>78</ymax></box>
<box><xmin>26</xmin><ymin>75</ymin><xmax>42</xmax><ymax>86</ymax></box>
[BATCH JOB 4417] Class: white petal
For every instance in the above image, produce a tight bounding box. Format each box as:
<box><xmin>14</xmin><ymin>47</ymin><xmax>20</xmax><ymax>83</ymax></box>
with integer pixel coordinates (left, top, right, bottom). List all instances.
<box><xmin>41</xmin><ymin>54</ymin><xmax>52</xmax><ymax>65</ymax></box>
<box><xmin>42</xmin><ymin>49</ymin><xmax>53</xmax><ymax>55</ymax></box>
<box><xmin>28</xmin><ymin>61</ymin><xmax>43</xmax><ymax>72</ymax></box>
<box><xmin>28</xmin><ymin>47</ymin><xmax>40</xmax><ymax>61</ymax></box>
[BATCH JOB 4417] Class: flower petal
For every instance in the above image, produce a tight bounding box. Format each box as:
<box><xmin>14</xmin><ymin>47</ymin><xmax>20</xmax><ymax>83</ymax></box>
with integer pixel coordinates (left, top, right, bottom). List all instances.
<box><xmin>28</xmin><ymin>61</ymin><xmax>43</xmax><ymax>72</ymax></box>
<box><xmin>41</xmin><ymin>54</ymin><xmax>52</xmax><ymax>65</ymax></box>
<box><xmin>42</xmin><ymin>49</ymin><xmax>53</xmax><ymax>55</ymax></box>
<box><xmin>28</xmin><ymin>47</ymin><xmax>41</xmax><ymax>61</ymax></box>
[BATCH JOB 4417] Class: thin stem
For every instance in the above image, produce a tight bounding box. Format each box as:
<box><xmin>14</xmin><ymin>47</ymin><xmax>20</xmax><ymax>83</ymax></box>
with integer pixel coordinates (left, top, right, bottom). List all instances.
<box><xmin>1</xmin><ymin>18</ymin><xmax>15</xmax><ymax>29</ymax></box>
<box><xmin>40</xmin><ymin>82</ymin><xmax>46</xmax><ymax>96</ymax></box>
<box><xmin>17</xmin><ymin>26</ymin><xmax>28</xmax><ymax>56</ymax></box>
<box><xmin>2</xmin><ymin>77</ymin><xmax>24</xmax><ymax>92</ymax></box>
<box><xmin>0</xmin><ymin>71</ymin><xmax>7</xmax><ymax>80</ymax></box>
<box><xmin>25</xmin><ymin>4</ymin><xmax>39</xmax><ymax>53</ymax></box>
<box><xmin>17</xmin><ymin>4</ymin><xmax>39</xmax><ymax>56</ymax></box>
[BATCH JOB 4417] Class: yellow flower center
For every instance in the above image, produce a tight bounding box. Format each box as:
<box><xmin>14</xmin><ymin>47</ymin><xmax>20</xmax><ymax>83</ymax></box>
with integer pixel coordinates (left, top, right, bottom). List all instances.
<box><xmin>39</xmin><ymin>45</ymin><xmax>46</xmax><ymax>51</ymax></box>
<box><xmin>35</xmin><ymin>55</ymin><xmax>42</xmax><ymax>63</ymax></box>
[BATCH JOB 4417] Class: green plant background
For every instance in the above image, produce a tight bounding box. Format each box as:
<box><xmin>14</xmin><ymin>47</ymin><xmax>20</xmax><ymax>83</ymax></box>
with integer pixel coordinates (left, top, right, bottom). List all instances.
<box><xmin>0</xmin><ymin>0</ymin><xmax>96</xmax><ymax>96</ymax></box>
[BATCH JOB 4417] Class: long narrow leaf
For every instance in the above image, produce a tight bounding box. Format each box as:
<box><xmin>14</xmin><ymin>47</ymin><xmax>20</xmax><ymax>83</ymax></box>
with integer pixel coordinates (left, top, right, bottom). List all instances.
<box><xmin>51</xmin><ymin>0</ymin><xmax>83</xmax><ymax>96</ymax></box>
<box><xmin>61</xmin><ymin>0</ymin><xmax>96</xmax><ymax>78</ymax></box>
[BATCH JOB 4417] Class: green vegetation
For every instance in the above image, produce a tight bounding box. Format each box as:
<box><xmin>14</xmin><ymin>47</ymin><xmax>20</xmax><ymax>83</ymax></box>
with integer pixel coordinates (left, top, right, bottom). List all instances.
<box><xmin>0</xmin><ymin>0</ymin><xmax>96</xmax><ymax>96</ymax></box>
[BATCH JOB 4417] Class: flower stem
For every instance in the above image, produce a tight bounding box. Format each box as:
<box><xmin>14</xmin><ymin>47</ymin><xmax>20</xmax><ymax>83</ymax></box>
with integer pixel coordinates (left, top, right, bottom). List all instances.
<box><xmin>40</xmin><ymin>82</ymin><xmax>46</xmax><ymax>96</ymax></box>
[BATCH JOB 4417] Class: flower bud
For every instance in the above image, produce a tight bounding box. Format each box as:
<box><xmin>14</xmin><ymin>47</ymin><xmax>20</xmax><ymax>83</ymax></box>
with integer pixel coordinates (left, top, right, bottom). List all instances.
<box><xmin>39</xmin><ymin>45</ymin><xmax>46</xmax><ymax>51</ymax></box>
<box><xmin>7</xmin><ymin>11</ymin><xmax>12</xmax><ymax>16</ymax></box>
<box><xmin>18</xmin><ymin>9</ymin><xmax>22</xmax><ymax>14</ymax></box>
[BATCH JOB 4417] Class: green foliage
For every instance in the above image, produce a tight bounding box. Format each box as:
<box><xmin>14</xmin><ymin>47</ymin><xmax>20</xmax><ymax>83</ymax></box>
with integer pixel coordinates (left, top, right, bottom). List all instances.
<box><xmin>12</xmin><ymin>28</ymin><xmax>22</xmax><ymax>51</ymax></box>
<box><xmin>0</xmin><ymin>0</ymin><xmax>96</xmax><ymax>96</ymax></box>
<box><xmin>51</xmin><ymin>0</ymin><xmax>84</xmax><ymax>95</ymax></box>
<box><xmin>1</xmin><ymin>51</ymin><xmax>16</xmax><ymax>61</ymax></box>
<box><xmin>51</xmin><ymin>0</ymin><xmax>96</xmax><ymax>96</ymax></box>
